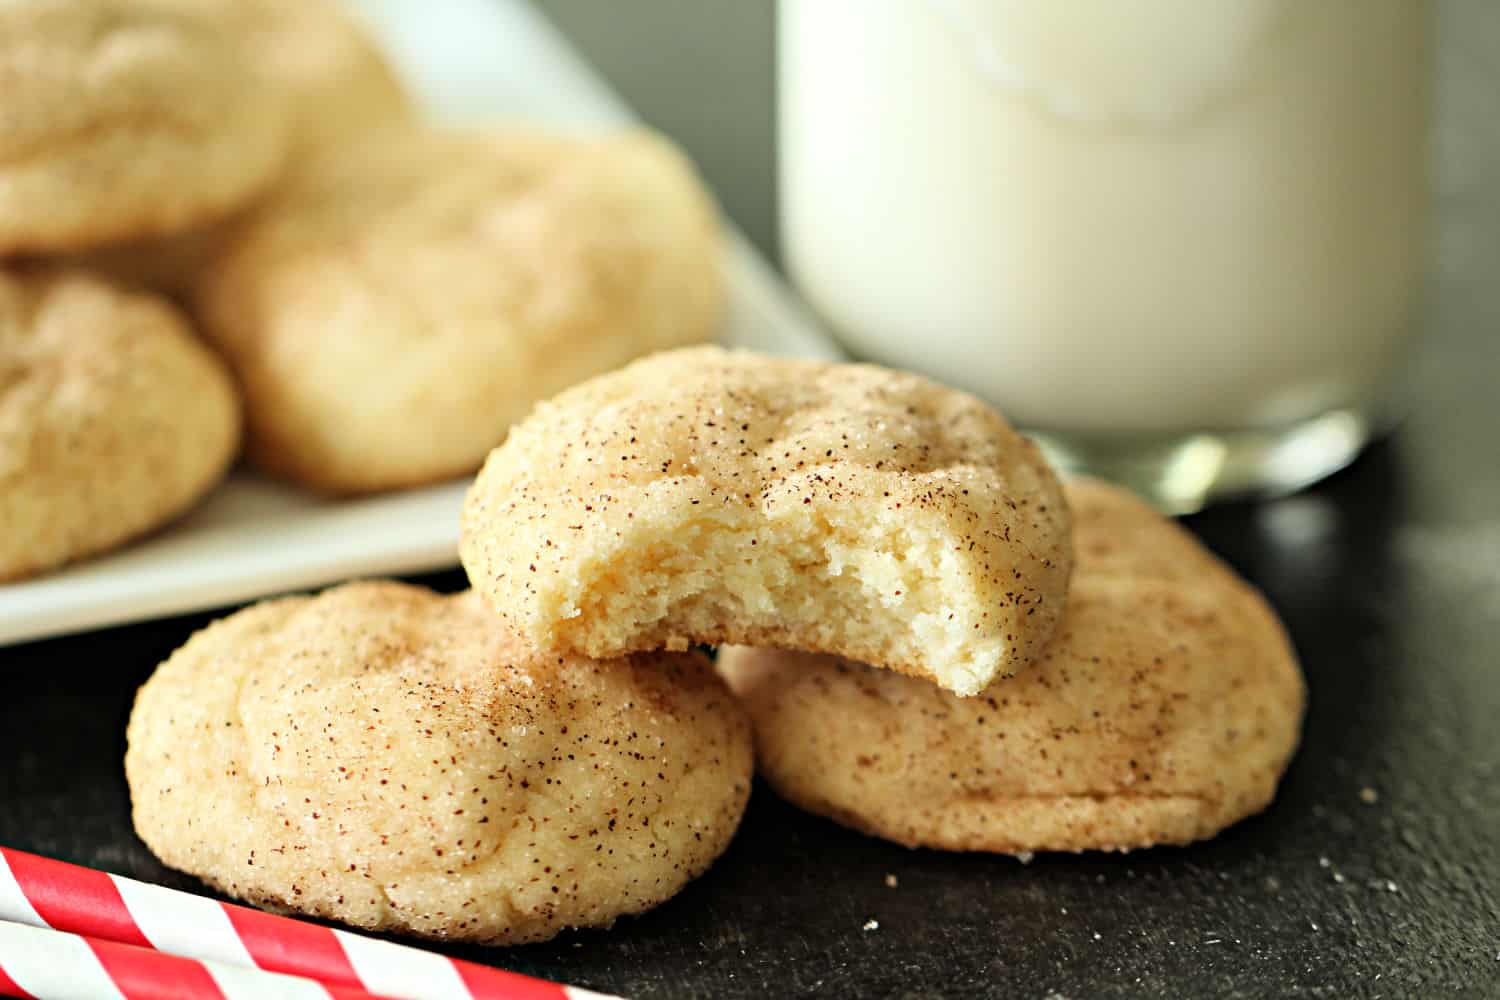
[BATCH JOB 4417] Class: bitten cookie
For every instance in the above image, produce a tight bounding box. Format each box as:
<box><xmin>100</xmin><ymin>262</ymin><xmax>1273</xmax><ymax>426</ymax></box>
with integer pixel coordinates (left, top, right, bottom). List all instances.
<box><xmin>0</xmin><ymin>267</ymin><xmax>239</xmax><ymax>581</ymax></box>
<box><xmin>126</xmin><ymin>581</ymin><xmax>753</xmax><ymax>946</ymax></box>
<box><xmin>195</xmin><ymin>126</ymin><xmax>723</xmax><ymax>494</ymax></box>
<box><xmin>461</xmin><ymin>346</ymin><xmax>1072</xmax><ymax>697</ymax></box>
<box><xmin>718</xmin><ymin>479</ymin><xmax>1306</xmax><ymax>854</ymax></box>
<box><xmin>0</xmin><ymin>0</ymin><xmax>288</xmax><ymax>255</ymax></box>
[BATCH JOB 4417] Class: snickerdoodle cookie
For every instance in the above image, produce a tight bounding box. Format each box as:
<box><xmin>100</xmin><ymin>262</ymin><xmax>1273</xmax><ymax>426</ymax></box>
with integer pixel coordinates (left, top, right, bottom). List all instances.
<box><xmin>718</xmin><ymin>479</ymin><xmax>1306</xmax><ymax>853</ymax></box>
<box><xmin>195</xmin><ymin>126</ymin><xmax>723</xmax><ymax>495</ymax></box>
<box><xmin>0</xmin><ymin>0</ymin><xmax>288</xmax><ymax>255</ymax></box>
<box><xmin>0</xmin><ymin>267</ymin><xmax>239</xmax><ymax>581</ymax></box>
<box><xmin>183</xmin><ymin>0</ymin><xmax>412</xmax><ymax>153</ymax></box>
<box><xmin>461</xmin><ymin>347</ymin><xmax>1072</xmax><ymax>697</ymax></box>
<box><xmin>63</xmin><ymin>0</ymin><xmax>413</xmax><ymax>297</ymax></box>
<box><xmin>126</xmin><ymin>581</ymin><xmax>753</xmax><ymax>945</ymax></box>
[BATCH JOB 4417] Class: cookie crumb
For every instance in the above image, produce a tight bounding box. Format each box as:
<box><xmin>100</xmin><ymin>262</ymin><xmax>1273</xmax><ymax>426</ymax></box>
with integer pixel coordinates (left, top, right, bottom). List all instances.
<box><xmin>1359</xmin><ymin>786</ymin><xmax>1379</xmax><ymax>804</ymax></box>
<box><xmin>883</xmin><ymin>874</ymin><xmax>898</xmax><ymax>888</ymax></box>
<box><xmin>862</xmin><ymin>919</ymin><xmax>880</xmax><ymax>932</ymax></box>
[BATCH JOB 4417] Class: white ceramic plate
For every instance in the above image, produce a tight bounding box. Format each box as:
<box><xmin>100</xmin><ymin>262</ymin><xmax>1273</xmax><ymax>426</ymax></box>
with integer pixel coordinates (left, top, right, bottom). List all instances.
<box><xmin>0</xmin><ymin>0</ymin><xmax>840</xmax><ymax>648</ymax></box>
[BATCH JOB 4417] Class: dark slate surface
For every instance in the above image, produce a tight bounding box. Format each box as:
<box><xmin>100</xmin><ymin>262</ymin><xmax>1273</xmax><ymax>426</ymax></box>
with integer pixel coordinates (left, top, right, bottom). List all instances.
<box><xmin>3</xmin><ymin>2</ymin><xmax>1499</xmax><ymax>997</ymax></box>
<box><xmin>3</xmin><ymin>423</ymin><xmax>1498</xmax><ymax>998</ymax></box>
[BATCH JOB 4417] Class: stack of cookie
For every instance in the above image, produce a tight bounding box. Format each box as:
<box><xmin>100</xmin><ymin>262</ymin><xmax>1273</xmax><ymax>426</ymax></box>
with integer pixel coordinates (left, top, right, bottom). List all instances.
<box><xmin>462</xmin><ymin>347</ymin><xmax>1307</xmax><ymax>855</ymax></box>
<box><xmin>127</xmin><ymin>347</ymin><xmax>1305</xmax><ymax>948</ymax></box>
<box><xmin>1</xmin><ymin>0</ymin><xmax>722</xmax><ymax>581</ymax></box>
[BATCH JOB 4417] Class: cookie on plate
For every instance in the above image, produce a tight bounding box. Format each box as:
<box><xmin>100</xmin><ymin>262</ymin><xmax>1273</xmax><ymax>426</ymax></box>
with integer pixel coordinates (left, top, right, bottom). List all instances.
<box><xmin>183</xmin><ymin>0</ymin><xmax>413</xmax><ymax>154</ymax></box>
<box><xmin>126</xmin><ymin>581</ymin><xmax>753</xmax><ymax>945</ymax></box>
<box><xmin>61</xmin><ymin>0</ymin><xmax>414</xmax><ymax>298</ymax></box>
<box><xmin>195</xmin><ymin>126</ymin><xmax>723</xmax><ymax>495</ymax></box>
<box><xmin>718</xmin><ymin>479</ymin><xmax>1306</xmax><ymax>853</ymax></box>
<box><xmin>0</xmin><ymin>0</ymin><xmax>288</xmax><ymax>255</ymax></box>
<box><xmin>461</xmin><ymin>346</ymin><xmax>1073</xmax><ymax>697</ymax></box>
<box><xmin>0</xmin><ymin>267</ymin><xmax>239</xmax><ymax>581</ymax></box>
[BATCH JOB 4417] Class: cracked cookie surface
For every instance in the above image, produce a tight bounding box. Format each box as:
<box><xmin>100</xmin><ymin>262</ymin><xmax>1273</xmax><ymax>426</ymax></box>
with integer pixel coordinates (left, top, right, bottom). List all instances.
<box><xmin>196</xmin><ymin>127</ymin><xmax>722</xmax><ymax>494</ymax></box>
<box><xmin>125</xmin><ymin>580</ymin><xmax>753</xmax><ymax>945</ymax></box>
<box><xmin>718</xmin><ymin>479</ymin><xmax>1306</xmax><ymax>853</ymax></box>
<box><xmin>0</xmin><ymin>266</ymin><xmax>239</xmax><ymax>580</ymax></box>
<box><xmin>59</xmin><ymin>0</ymin><xmax>413</xmax><ymax>296</ymax></box>
<box><xmin>462</xmin><ymin>346</ymin><xmax>1072</xmax><ymax>696</ymax></box>
<box><xmin>0</xmin><ymin>0</ymin><xmax>288</xmax><ymax>254</ymax></box>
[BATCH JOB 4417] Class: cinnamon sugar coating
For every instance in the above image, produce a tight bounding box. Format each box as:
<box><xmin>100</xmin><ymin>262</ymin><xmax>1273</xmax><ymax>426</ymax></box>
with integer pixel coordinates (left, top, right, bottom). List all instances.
<box><xmin>719</xmin><ymin>480</ymin><xmax>1306</xmax><ymax>854</ymax></box>
<box><xmin>0</xmin><ymin>0</ymin><xmax>288</xmax><ymax>254</ymax></box>
<box><xmin>0</xmin><ymin>266</ymin><xmax>239</xmax><ymax>580</ymax></box>
<box><xmin>461</xmin><ymin>346</ymin><xmax>1072</xmax><ymax>696</ymax></box>
<box><xmin>61</xmin><ymin>0</ymin><xmax>414</xmax><ymax>297</ymax></box>
<box><xmin>196</xmin><ymin>127</ymin><xmax>722</xmax><ymax>494</ymax></box>
<box><xmin>126</xmin><ymin>581</ymin><xmax>753</xmax><ymax>945</ymax></box>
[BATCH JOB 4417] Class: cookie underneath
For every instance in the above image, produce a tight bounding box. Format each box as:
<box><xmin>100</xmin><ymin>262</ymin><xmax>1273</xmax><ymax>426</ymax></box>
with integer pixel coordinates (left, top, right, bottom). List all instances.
<box><xmin>718</xmin><ymin>480</ymin><xmax>1306</xmax><ymax>853</ymax></box>
<box><xmin>126</xmin><ymin>581</ymin><xmax>753</xmax><ymax>945</ymax></box>
<box><xmin>462</xmin><ymin>347</ymin><xmax>1072</xmax><ymax>697</ymax></box>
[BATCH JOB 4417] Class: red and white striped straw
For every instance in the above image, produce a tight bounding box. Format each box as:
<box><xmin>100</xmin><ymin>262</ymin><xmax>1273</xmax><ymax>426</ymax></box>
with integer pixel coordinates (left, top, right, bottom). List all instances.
<box><xmin>0</xmin><ymin>849</ymin><xmax>617</xmax><ymax>1000</ymax></box>
<box><xmin>0</xmin><ymin>920</ymin><xmax>389</xmax><ymax>1000</ymax></box>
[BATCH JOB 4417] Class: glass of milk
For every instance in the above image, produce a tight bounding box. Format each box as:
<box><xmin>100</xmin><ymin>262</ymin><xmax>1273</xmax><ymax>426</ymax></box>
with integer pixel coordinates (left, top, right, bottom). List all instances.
<box><xmin>779</xmin><ymin>0</ymin><xmax>1432</xmax><ymax>511</ymax></box>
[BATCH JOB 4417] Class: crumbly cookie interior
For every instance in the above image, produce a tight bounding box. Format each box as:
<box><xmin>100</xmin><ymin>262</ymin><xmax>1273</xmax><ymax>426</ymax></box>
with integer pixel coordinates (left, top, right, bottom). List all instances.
<box><xmin>536</xmin><ymin>500</ymin><xmax>1007</xmax><ymax>696</ymax></box>
<box><xmin>461</xmin><ymin>347</ymin><xmax>1073</xmax><ymax>695</ymax></box>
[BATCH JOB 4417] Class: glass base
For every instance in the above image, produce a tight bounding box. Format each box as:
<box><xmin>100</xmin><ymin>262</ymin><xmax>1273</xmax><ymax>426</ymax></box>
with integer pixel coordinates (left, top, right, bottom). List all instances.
<box><xmin>1028</xmin><ymin>407</ymin><xmax>1382</xmax><ymax>515</ymax></box>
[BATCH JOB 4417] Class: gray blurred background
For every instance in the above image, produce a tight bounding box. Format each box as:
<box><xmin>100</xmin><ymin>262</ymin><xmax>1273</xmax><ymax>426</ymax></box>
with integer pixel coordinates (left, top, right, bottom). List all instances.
<box><xmin>534</xmin><ymin>1</ymin><xmax>778</xmax><ymax>259</ymax></box>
